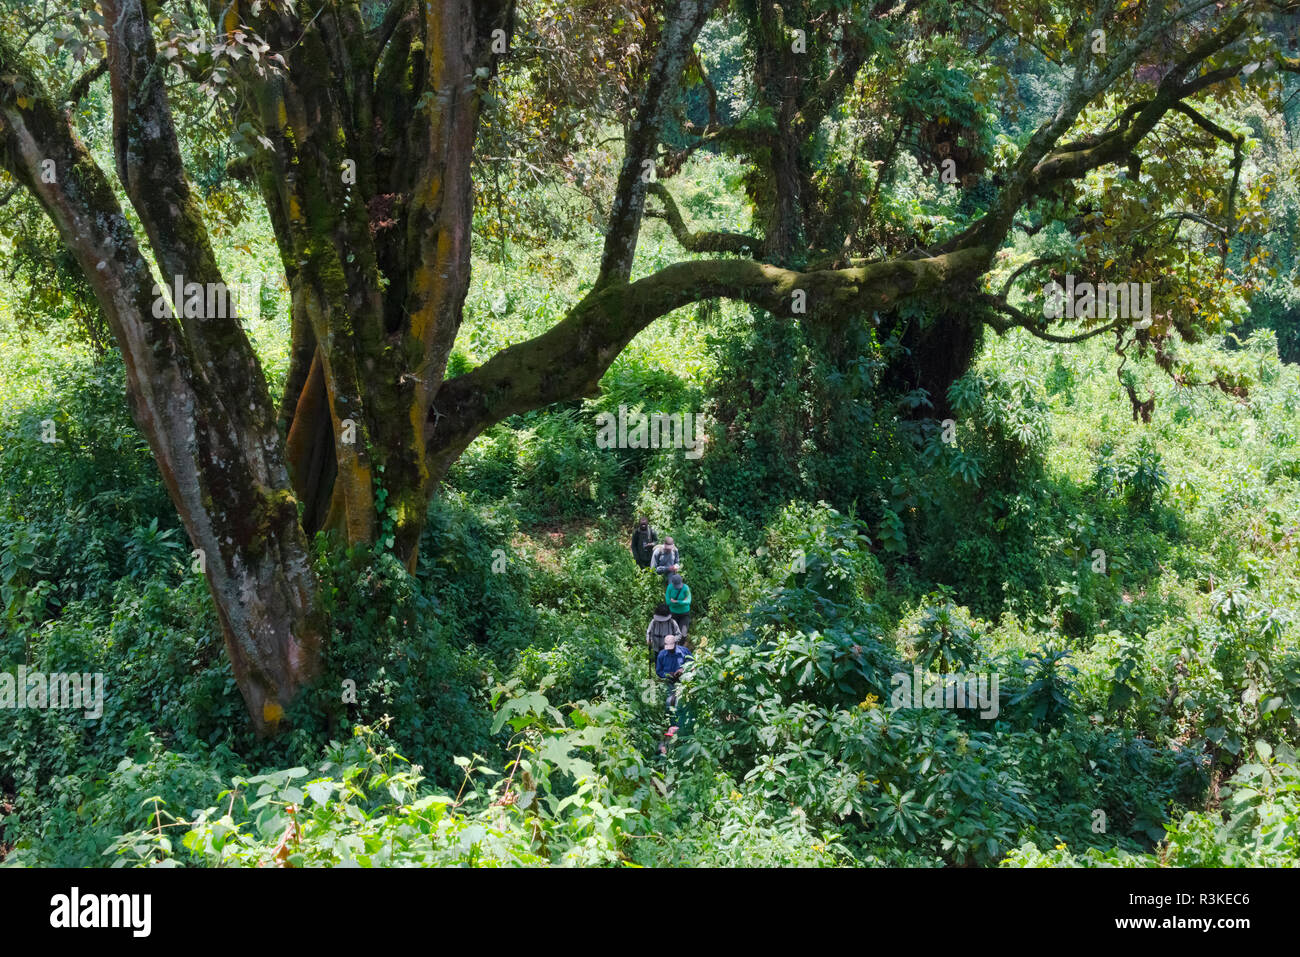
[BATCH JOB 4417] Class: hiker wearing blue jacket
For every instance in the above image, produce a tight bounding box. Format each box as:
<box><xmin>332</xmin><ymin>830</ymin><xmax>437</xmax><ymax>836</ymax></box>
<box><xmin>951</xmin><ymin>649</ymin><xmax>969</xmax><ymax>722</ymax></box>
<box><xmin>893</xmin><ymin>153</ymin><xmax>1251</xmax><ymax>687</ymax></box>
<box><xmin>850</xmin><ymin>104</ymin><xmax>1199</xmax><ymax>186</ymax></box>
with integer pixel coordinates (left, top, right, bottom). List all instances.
<box><xmin>656</xmin><ymin>632</ymin><xmax>692</xmax><ymax>708</ymax></box>
<box><xmin>646</xmin><ymin>603</ymin><xmax>681</xmax><ymax>676</ymax></box>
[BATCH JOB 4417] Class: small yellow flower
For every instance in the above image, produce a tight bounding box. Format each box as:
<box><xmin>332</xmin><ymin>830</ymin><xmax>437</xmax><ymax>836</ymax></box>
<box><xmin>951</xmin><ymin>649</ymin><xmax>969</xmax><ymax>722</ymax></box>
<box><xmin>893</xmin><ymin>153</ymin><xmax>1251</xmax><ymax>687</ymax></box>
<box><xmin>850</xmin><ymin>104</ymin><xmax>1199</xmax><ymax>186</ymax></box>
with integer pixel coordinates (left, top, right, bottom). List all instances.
<box><xmin>1055</xmin><ymin>842</ymin><xmax>1068</xmax><ymax>851</ymax></box>
<box><xmin>730</xmin><ymin>790</ymin><xmax>742</xmax><ymax>801</ymax></box>
<box><xmin>858</xmin><ymin>693</ymin><xmax>879</xmax><ymax>711</ymax></box>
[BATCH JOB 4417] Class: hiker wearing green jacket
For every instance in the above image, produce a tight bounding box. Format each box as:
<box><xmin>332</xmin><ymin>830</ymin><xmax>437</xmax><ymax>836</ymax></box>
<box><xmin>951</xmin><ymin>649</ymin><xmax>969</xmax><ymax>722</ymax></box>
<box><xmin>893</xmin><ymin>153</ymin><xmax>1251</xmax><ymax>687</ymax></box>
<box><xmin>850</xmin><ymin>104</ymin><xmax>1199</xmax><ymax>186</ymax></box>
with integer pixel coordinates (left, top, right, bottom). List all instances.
<box><xmin>665</xmin><ymin>573</ymin><xmax>692</xmax><ymax>637</ymax></box>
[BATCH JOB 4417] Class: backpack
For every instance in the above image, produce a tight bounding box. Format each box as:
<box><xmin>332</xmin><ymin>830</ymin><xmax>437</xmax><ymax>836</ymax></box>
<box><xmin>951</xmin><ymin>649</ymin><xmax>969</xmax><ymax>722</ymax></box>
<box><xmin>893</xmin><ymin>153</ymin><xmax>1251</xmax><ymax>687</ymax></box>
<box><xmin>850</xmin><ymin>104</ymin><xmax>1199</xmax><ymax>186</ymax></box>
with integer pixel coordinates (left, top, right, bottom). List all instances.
<box><xmin>647</xmin><ymin>616</ymin><xmax>681</xmax><ymax>651</ymax></box>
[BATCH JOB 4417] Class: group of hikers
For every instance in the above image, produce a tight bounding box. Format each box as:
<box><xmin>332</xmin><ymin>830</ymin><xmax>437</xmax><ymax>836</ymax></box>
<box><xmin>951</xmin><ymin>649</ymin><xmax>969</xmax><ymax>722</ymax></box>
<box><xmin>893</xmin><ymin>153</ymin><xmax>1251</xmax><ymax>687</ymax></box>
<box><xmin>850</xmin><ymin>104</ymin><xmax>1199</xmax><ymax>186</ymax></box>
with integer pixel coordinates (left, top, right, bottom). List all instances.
<box><xmin>631</xmin><ymin>516</ymin><xmax>693</xmax><ymax>708</ymax></box>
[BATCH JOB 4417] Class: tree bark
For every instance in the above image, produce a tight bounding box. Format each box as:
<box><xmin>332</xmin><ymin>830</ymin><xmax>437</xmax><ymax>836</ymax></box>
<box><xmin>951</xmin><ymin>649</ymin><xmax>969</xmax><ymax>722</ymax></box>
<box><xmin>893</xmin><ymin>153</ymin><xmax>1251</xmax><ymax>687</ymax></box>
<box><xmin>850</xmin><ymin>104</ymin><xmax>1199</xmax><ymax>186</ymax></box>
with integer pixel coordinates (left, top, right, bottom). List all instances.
<box><xmin>1</xmin><ymin>18</ymin><xmax>321</xmax><ymax>736</ymax></box>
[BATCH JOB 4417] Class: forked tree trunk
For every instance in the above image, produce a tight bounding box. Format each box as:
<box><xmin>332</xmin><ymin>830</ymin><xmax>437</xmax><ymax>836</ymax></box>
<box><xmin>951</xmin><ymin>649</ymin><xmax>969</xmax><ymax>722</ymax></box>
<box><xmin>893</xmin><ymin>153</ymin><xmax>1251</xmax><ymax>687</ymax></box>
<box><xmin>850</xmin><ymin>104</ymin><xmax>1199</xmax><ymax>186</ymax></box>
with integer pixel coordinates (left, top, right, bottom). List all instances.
<box><xmin>253</xmin><ymin>0</ymin><xmax>508</xmax><ymax>569</ymax></box>
<box><xmin>0</xmin><ymin>0</ymin><xmax>506</xmax><ymax>734</ymax></box>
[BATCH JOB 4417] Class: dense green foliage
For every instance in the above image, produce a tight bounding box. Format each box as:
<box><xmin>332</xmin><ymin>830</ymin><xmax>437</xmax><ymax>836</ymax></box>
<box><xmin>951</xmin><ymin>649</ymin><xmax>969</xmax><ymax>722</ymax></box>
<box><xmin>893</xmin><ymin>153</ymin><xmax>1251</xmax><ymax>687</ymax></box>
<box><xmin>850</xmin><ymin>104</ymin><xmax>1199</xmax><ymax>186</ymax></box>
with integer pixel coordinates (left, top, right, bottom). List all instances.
<box><xmin>3</xmin><ymin>1</ymin><xmax>1300</xmax><ymax>869</ymax></box>
<box><xmin>5</xmin><ymin>166</ymin><xmax>1300</xmax><ymax>864</ymax></box>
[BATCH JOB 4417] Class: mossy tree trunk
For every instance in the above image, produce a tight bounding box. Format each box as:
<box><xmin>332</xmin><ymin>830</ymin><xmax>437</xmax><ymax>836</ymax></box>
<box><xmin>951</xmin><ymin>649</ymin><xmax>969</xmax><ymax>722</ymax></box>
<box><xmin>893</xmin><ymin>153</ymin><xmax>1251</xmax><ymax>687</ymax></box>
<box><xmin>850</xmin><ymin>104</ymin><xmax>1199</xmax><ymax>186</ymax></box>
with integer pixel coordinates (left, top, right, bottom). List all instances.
<box><xmin>247</xmin><ymin>0</ymin><xmax>513</xmax><ymax>568</ymax></box>
<box><xmin>1</xmin><ymin>1</ymin><xmax>323</xmax><ymax>735</ymax></box>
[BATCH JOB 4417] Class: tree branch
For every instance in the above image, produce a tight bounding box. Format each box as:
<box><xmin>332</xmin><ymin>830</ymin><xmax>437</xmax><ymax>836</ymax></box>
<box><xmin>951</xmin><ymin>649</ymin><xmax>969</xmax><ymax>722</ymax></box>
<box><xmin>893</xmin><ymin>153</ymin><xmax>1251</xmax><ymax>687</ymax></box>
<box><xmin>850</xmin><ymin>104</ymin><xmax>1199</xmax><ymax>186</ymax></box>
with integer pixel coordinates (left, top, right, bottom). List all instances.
<box><xmin>976</xmin><ymin>293</ymin><xmax>1127</xmax><ymax>343</ymax></box>
<box><xmin>103</xmin><ymin>0</ymin><xmax>281</xmax><ymax>451</ymax></box>
<box><xmin>65</xmin><ymin>59</ymin><xmax>107</xmax><ymax>107</ymax></box>
<box><xmin>646</xmin><ymin>182</ymin><xmax>761</xmax><ymax>255</ymax></box>
<box><xmin>998</xmin><ymin>258</ymin><xmax>1049</xmax><ymax>298</ymax></box>
<box><xmin>596</xmin><ymin>0</ymin><xmax>723</xmax><ymax>287</ymax></box>
<box><xmin>1131</xmin><ymin>211</ymin><xmax>1229</xmax><ymax>237</ymax></box>
<box><xmin>427</xmin><ymin>245</ymin><xmax>991</xmax><ymax>473</ymax></box>
<box><xmin>686</xmin><ymin>48</ymin><xmax>719</xmax><ymax>132</ymax></box>
<box><xmin>1022</xmin><ymin>14</ymin><xmax>1252</xmax><ymax>199</ymax></box>
<box><xmin>369</xmin><ymin>0</ymin><xmax>412</xmax><ymax>78</ymax></box>
<box><xmin>955</xmin><ymin>0</ymin><xmax>1246</xmax><ymax>253</ymax></box>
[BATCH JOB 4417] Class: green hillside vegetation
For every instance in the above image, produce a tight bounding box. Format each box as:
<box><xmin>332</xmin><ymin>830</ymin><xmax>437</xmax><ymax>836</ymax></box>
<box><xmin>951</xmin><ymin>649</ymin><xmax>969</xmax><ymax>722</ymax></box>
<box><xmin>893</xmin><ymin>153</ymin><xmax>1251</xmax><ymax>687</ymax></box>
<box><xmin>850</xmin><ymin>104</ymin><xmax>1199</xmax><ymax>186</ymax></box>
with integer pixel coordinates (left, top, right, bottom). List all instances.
<box><xmin>5</xmin><ymin>154</ymin><xmax>1300</xmax><ymax>865</ymax></box>
<box><xmin>2</xmin><ymin>0</ymin><xmax>1299</xmax><ymax>869</ymax></box>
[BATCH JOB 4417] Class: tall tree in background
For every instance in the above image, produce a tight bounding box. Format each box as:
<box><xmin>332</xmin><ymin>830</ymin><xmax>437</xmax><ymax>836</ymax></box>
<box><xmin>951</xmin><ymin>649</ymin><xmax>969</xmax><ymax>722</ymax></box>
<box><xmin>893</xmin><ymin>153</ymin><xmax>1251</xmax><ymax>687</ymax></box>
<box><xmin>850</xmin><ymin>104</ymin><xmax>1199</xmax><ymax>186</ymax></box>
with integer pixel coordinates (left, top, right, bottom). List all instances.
<box><xmin>0</xmin><ymin>0</ymin><xmax>1291</xmax><ymax>731</ymax></box>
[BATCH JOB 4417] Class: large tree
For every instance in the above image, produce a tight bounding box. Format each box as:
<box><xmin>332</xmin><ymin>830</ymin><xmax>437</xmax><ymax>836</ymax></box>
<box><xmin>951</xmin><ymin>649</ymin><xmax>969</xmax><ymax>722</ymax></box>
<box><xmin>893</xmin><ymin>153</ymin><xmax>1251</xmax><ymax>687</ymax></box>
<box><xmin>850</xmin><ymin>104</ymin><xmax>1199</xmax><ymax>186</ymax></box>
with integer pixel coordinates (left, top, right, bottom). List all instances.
<box><xmin>0</xmin><ymin>0</ymin><xmax>1291</xmax><ymax>732</ymax></box>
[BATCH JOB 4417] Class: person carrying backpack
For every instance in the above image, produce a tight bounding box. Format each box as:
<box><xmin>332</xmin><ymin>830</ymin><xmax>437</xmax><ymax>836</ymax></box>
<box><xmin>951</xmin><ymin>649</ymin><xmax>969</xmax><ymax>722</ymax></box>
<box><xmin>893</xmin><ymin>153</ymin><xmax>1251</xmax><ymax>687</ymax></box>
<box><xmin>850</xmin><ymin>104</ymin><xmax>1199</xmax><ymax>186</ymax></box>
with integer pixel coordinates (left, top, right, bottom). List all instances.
<box><xmin>630</xmin><ymin>516</ymin><xmax>658</xmax><ymax>569</ymax></box>
<box><xmin>651</xmin><ymin>537</ymin><xmax>681</xmax><ymax>577</ymax></box>
<box><xmin>655</xmin><ymin>632</ymin><xmax>693</xmax><ymax>708</ymax></box>
<box><xmin>645</xmin><ymin>603</ymin><xmax>682</xmax><ymax>675</ymax></box>
<box><xmin>665</xmin><ymin>573</ymin><xmax>692</xmax><ymax>638</ymax></box>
